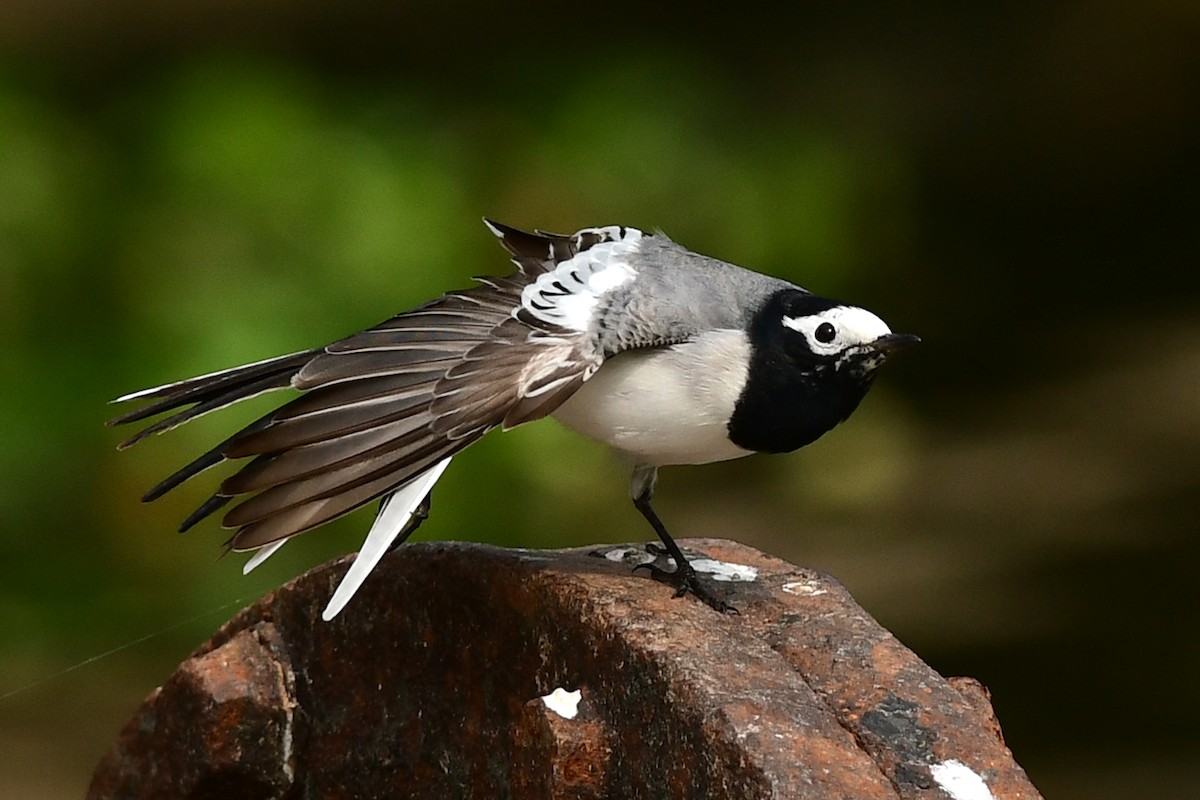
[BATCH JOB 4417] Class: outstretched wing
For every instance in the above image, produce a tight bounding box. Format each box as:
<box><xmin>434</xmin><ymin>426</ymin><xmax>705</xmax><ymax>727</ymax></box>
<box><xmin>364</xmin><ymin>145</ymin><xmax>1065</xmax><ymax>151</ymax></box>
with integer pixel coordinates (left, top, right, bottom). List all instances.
<box><xmin>112</xmin><ymin>277</ymin><xmax>591</xmax><ymax>550</ymax></box>
<box><xmin>110</xmin><ymin>220</ymin><xmax>650</xmax><ymax>615</ymax></box>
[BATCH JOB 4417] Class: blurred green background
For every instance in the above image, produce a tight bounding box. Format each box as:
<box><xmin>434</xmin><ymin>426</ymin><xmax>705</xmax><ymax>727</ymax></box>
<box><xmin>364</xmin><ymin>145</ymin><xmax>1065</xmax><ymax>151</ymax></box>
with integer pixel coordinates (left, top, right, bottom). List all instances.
<box><xmin>1</xmin><ymin>2</ymin><xmax>1197</xmax><ymax>797</ymax></box>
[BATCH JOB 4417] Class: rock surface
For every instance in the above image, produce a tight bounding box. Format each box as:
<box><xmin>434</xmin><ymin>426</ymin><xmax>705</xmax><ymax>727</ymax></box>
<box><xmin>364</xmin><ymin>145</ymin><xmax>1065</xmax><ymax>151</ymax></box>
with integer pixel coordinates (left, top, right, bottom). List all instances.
<box><xmin>88</xmin><ymin>539</ymin><xmax>1043</xmax><ymax>799</ymax></box>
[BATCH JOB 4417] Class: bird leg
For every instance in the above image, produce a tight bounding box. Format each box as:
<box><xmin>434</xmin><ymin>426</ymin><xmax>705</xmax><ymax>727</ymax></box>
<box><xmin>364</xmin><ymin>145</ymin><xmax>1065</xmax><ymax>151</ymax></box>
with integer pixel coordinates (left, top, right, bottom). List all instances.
<box><xmin>628</xmin><ymin>466</ymin><xmax>738</xmax><ymax>614</ymax></box>
<box><xmin>386</xmin><ymin>490</ymin><xmax>433</xmax><ymax>553</ymax></box>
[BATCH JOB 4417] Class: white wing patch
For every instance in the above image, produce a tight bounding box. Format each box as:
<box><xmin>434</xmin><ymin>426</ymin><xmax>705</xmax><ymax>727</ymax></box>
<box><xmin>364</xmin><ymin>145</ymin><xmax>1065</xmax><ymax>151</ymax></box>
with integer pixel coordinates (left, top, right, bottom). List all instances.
<box><xmin>519</xmin><ymin>227</ymin><xmax>642</xmax><ymax>331</ymax></box>
<box><xmin>320</xmin><ymin>457</ymin><xmax>452</xmax><ymax>620</ymax></box>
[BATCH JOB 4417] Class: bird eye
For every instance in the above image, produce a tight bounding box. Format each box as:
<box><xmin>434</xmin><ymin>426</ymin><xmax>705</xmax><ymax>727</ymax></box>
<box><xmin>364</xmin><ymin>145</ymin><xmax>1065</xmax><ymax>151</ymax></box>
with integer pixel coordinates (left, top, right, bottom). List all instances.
<box><xmin>815</xmin><ymin>322</ymin><xmax>837</xmax><ymax>344</ymax></box>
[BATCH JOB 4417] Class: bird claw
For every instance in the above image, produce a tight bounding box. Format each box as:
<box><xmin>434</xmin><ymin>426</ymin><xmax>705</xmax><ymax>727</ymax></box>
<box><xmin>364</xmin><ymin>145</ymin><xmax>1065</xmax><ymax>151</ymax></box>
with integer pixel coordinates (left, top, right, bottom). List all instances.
<box><xmin>633</xmin><ymin>559</ymin><xmax>740</xmax><ymax>615</ymax></box>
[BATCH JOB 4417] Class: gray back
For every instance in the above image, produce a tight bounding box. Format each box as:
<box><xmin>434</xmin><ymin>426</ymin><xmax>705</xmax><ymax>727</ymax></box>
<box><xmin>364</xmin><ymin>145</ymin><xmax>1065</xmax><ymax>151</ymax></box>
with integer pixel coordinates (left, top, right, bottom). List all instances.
<box><xmin>592</xmin><ymin>234</ymin><xmax>800</xmax><ymax>355</ymax></box>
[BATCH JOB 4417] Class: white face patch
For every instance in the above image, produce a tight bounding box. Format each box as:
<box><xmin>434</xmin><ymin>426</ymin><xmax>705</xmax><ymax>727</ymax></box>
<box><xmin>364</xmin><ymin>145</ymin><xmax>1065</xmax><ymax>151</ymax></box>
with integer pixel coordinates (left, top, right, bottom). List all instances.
<box><xmin>781</xmin><ymin>305</ymin><xmax>892</xmax><ymax>357</ymax></box>
<box><xmin>520</xmin><ymin>228</ymin><xmax>643</xmax><ymax>331</ymax></box>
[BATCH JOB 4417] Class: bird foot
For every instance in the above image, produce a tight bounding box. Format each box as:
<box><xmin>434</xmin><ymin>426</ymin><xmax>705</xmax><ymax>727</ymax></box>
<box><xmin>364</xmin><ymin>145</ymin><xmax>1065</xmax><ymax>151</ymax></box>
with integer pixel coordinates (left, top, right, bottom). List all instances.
<box><xmin>633</xmin><ymin>548</ymin><xmax>739</xmax><ymax>615</ymax></box>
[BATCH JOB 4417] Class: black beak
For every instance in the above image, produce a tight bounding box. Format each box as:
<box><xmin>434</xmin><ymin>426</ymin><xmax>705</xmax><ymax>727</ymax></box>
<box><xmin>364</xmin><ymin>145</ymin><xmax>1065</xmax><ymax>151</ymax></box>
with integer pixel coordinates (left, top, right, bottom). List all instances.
<box><xmin>871</xmin><ymin>332</ymin><xmax>921</xmax><ymax>354</ymax></box>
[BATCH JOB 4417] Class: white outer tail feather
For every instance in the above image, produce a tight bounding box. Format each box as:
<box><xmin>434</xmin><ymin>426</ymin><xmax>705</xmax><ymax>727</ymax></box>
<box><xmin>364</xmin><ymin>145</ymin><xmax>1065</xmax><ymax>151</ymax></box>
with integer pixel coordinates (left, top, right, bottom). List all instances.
<box><xmin>239</xmin><ymin>457</ymin><xmax>453</xmax><ymax>620</ymax></box>
<box><xmin>322</xmin><ymin>457</ymin><xmax>452</xmax><ymax>620</ymax></box>
<box><xmin>242</xmin><ymin>538</ymin><xmax>288</xmax><ymax>573</ymax></box>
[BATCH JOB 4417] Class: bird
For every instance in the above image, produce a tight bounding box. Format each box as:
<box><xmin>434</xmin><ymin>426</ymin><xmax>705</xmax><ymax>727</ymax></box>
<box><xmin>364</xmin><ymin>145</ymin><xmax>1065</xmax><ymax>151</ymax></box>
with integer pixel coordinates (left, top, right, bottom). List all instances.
<box><xmin>110</xmin><ymin>220</ymin><xmax>918</xmax><ymax>620</ymax></box>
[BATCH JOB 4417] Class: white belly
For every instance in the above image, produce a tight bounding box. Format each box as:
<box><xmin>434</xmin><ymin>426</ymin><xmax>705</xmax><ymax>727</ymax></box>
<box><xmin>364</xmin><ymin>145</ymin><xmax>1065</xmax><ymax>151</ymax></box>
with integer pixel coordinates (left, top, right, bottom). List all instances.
<box><xmin>552</xmin><ymin>330</ymin><xmax>754</xmax><ymax>466</ymax></box>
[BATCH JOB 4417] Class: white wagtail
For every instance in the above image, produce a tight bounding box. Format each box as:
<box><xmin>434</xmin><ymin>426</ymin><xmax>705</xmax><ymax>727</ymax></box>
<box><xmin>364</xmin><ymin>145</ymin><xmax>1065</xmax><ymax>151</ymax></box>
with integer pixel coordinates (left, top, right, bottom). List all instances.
<box><xmin>111</xmin><ymin>220</ymin><xmax>918</xmax><ymax>619</ymax></box>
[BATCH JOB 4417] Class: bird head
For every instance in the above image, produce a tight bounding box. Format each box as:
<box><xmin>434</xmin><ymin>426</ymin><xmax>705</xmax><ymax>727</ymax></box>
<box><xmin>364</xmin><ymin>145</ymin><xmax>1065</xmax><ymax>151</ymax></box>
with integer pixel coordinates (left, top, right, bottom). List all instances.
<box><xmin>729</xmin><ymin>289</ymin><xmax>919</xmax><ymax>453</ymax></box>
<box><xmin>776</xmin><ymin>293</ymin><xmax>920</xmax><ymax>378</ymax></box>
